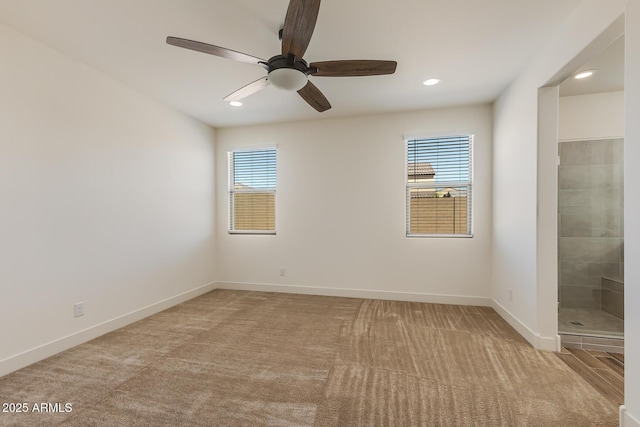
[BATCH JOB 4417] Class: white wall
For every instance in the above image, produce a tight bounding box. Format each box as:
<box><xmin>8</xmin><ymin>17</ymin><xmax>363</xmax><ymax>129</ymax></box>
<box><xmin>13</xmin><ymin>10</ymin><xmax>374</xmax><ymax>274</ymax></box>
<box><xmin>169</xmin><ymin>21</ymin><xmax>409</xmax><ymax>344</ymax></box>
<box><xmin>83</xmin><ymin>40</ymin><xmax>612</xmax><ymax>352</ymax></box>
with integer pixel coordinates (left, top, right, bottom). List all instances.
<box><xmin>559</xmin><ymin>91</ymin><xmax>625</xmax><ymax>140</ymax></box>
<box><xmin>493</xmin><ymin>0</ymin><xmax>640</xmax><ymax>424</ymax></box>
<box><xmin>624</xmin><ymin>1</ymin><xmax>640</xmax><ymax>425</ymax></box>
<box><xmin>492</xmin><ymin>0</ymin><xmax>624</xmax><ymax>350</ymax></box>
<box><xmin>0</xmin><ymin>25</ymin><xmax>217</xmax><ymax>376</ymax></box>
<box><xmin>492</xmin><ymin>0</ymin><xmax>625</xmax><ymax>350</ymax></box>
<box><xmin>216</xmin><ymin>105</ymin><xmax>493</xmax><ymax>304</ymax></box>
<box><xmin>536</xmin><ymin>86</ymin><xmax>561</xmax><ymax>348</ymax></box>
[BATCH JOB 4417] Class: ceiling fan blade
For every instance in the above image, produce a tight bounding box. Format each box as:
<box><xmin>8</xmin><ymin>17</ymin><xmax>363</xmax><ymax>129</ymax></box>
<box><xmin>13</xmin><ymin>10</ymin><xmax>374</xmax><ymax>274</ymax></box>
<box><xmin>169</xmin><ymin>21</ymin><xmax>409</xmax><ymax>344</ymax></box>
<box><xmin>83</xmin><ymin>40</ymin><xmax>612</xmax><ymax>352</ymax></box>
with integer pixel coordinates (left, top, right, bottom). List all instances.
<box><xmin>167</xmin><ymin>37</ymin><xmax>266</xmax><ymax>66</ymax></box>
<box><xmin>309</xmin><ymin>60</ymin><xmax>397</xmax><ymax>77</ymax></box>
<box><xmin>223</xmin><ymin>77</ymin><xmax>270</xmax><ymax>102</ymax></box>
<box><xmin>281</xmin><ymin>0</ymin><xmax>321</xmax><ymax>59</ymax></box>
<box><xmin>297</xmin><ymin>81</ymin><xmax>331</xmax><ymax>112</ymax></box>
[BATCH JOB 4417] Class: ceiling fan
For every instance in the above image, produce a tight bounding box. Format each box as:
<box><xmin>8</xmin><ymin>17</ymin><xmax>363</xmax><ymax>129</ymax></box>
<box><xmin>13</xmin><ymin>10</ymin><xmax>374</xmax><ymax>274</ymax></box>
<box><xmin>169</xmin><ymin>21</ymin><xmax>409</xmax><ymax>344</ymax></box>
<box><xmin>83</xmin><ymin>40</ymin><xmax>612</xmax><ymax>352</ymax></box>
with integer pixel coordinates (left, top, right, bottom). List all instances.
<box><xmin>166</xmin><ymin>0</ymin><xmax>397</xmax><ymax>112</ymax></box>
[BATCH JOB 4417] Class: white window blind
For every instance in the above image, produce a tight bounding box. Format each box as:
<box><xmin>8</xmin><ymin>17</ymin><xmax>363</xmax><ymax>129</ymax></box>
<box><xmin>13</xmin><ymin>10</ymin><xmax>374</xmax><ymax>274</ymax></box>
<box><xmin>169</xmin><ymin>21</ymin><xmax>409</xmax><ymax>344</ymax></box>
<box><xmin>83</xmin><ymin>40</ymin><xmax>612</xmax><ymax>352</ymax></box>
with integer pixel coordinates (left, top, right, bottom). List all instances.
<box><xmin>406</xmin><ymin>135</ymin><xmax>472</xmax><ymax>236</ymax></box>
<box><xmin>229</xmin><ymin>148</ymin><xmax>276</xmax><ymax>234</ymax></box>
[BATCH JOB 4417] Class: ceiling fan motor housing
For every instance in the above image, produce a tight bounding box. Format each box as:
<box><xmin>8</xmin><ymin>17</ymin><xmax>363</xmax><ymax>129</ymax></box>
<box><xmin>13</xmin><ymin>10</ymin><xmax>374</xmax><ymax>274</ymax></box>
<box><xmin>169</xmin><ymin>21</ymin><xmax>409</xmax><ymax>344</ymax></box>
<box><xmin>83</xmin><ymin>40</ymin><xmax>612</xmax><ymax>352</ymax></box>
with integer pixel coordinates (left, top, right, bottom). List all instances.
<box><xmin>267</xmin><ymin>55</ymin><xmax>311</xmax><ymax>91</ymax></box>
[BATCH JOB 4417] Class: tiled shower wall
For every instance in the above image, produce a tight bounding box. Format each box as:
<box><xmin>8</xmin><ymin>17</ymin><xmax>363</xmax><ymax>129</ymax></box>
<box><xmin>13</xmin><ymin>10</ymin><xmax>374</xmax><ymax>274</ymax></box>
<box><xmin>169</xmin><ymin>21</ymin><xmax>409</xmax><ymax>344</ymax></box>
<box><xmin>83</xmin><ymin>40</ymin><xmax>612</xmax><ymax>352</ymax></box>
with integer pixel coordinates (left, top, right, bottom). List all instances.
<box><xmin>558</xmin><ymin>138</ymin><xmax>624</xmax><ymax>309</ymax></box>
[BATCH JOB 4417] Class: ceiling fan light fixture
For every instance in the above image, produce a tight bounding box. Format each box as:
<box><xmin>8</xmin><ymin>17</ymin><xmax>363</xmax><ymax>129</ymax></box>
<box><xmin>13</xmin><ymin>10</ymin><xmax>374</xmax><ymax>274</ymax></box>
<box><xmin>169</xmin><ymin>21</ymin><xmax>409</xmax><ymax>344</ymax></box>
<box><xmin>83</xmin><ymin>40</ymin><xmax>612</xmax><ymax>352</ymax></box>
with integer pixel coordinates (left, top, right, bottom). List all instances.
<box><xmin>268</xmin><ymin>68</ymin><xmax>308</xmax><ymax>91</ymax></box>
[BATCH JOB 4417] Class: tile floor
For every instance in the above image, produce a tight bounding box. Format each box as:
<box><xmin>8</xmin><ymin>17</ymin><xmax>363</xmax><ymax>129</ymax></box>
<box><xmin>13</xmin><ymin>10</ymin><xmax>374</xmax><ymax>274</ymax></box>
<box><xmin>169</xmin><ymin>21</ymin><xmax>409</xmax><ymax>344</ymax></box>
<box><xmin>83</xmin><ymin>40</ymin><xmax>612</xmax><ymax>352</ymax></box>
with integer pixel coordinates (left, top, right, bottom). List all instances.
<box><xmin>560</xmin><ymin>333</ymin><xmax>624</xmax><ymax>354</ymax></box>
<box><xmin>557</xmin><ymin>348</ymin><xmax>624</xmax><ymax>406</ymax></box>
<box><xmin>558</xmin><ymin>307</ymin><xmax>624</xmax><ymax>337</ymax></box>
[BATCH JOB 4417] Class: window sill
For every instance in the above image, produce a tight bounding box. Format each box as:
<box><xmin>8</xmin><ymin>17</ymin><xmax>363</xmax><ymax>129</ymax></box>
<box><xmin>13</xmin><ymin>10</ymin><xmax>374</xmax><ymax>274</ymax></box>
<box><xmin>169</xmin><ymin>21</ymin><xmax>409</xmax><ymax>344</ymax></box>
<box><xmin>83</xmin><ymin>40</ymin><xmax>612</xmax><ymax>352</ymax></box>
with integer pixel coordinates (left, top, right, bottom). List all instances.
<box><xmin>406</xmin><ymin>233</ymin><xmax>473</xmax><ymax>238</ymax></box>
<box><xmin>228</xmin><ymin>230</ymin><xmax>276</xmax><ymax>235</ymax></box>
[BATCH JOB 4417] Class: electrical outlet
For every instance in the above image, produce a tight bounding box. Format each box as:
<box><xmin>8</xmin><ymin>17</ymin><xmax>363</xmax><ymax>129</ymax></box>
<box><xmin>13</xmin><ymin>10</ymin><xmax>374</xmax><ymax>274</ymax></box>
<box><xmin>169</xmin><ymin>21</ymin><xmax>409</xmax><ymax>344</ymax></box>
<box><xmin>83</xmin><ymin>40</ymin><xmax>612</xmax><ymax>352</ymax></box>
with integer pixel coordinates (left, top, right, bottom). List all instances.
<box><xmin>74</xmin><ymin>302</ymin><xmax>84</xmax><ymax>317</ymax></box>
<box><xmin>508</xmin><ymin>289</ymin><xmax>513</xmax><ymax>301</ymax></box>
<box><xmin>279</xmin><ymin>267</ymin><xmax>286</xmax><ymax>277</ymax></box>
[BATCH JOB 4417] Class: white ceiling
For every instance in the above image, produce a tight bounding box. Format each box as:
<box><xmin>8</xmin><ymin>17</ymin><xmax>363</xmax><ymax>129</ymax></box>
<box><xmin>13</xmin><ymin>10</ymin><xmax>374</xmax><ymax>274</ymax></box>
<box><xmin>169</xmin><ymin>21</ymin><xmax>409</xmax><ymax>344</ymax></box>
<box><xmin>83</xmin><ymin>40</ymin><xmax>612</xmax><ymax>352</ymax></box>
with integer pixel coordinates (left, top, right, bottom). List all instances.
<box><xmin>0</xmin><ymin>0</ymin><xmax>583</xmax><ymax>128</ymax></box>
<box><xmin>560</xmin><ymin>35</ymin><xmax>624</xmax><ymax>97</ymax></box>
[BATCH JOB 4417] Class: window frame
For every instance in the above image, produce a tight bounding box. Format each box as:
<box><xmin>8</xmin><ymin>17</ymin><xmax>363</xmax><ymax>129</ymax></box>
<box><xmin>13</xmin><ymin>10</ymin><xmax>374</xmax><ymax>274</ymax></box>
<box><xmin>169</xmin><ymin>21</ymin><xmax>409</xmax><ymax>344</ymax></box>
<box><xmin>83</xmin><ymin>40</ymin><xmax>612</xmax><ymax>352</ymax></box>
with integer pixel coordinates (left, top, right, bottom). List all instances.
<box><xmin>228</xmin><ymin>147</ymin><xmax>277</xmax><ymax>235</ymax></box>
<box><xmin>405</xmin><ymin>134</ymin><xmax>474</xmax><ymax>238</ymax></box>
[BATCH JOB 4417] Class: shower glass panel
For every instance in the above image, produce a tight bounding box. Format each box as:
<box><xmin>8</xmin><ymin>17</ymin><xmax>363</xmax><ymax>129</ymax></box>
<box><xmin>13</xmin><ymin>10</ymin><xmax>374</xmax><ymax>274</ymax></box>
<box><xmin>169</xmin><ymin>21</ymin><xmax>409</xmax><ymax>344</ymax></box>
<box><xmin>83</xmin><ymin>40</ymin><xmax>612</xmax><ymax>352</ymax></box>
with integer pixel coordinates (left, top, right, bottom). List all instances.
<box><xmin>557</xmin><ymin>138</ymin><xmax>624</xmax><ymax>337</ymax></box>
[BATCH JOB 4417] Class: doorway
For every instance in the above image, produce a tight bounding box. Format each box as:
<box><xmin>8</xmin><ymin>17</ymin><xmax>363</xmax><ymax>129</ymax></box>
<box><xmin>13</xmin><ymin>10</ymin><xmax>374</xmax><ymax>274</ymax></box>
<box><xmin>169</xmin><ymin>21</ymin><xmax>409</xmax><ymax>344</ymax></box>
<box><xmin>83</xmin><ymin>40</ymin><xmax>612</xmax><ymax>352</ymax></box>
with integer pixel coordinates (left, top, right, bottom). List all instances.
<box><xmin>557</xmin><ymin>36</ymin><xmax>625</xmax><ymax>345</ymax></box>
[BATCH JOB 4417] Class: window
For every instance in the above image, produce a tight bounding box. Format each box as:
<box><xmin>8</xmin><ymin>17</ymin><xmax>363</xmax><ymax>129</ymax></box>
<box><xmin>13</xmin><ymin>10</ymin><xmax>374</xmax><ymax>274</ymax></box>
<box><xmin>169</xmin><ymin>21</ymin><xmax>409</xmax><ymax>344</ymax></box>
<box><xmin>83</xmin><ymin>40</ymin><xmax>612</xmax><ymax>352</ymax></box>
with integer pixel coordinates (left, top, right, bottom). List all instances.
<box><xmin>229</xmin><ymin>148</ymin><xmax>276</xmax><ymax>234</ymax></box>
<box><xmin>406</xmin><ymin>135</ymin><xmax>472</xmax><ymax>237</ymax></box>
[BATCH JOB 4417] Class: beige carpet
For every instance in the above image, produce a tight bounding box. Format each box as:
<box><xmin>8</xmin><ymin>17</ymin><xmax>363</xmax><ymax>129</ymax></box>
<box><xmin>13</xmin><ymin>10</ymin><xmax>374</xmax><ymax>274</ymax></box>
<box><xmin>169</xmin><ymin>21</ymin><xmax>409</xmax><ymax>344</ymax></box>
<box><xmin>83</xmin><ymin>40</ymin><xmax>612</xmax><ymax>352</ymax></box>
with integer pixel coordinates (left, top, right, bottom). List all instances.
<box><xmin>0</xmin><ymin>289</ymin><xmax>618</xmax><ymax>426</ymax></box>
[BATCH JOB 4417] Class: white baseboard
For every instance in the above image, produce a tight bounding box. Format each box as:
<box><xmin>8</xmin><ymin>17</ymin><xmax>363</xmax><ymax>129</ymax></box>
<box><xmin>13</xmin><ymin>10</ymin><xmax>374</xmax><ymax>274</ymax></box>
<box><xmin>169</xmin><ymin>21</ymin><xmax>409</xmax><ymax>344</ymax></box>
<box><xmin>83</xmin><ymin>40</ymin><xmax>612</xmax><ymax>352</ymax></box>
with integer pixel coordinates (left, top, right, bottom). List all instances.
<box><xmin>538</xmin><ymin>334</ymin><xmax>558</xmax><ymax>352</ymax></box>
<box><xmin>0</xmin><ymin>282</ymin><xmax>217</xmax><ymax>378</ymax></box>
<box><xmin>215</xmin><ymin>281</ymin><xmax>492</xmax><ymax>307</ymax></box>
<box><xmin>490</xmin><ymin>300</ymin><xmax>557</xmax><ymax>351</ymax></box>
<box><xmin>621</xmin><ymin>406</ymin><xmax>640</xmax><ymax>427</ymax></box>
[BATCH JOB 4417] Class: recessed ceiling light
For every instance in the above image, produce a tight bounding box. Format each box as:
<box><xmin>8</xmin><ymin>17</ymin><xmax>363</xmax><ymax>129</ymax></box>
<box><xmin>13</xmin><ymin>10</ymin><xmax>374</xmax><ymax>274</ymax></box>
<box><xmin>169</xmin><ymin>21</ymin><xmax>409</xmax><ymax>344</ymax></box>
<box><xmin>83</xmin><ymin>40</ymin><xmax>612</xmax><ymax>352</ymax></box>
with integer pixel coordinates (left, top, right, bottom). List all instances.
<box><xmin>423</xmin><ymin>78</ymin><xmax>441</xmax><ymax>86</ymax></box>
<box><xmin>574</xmin><ymin>70</ymin><xmax>597</xmax><ymax>80</ymax></box>
<box><xmin>229</xmin><ymin>101</ymin><xmax>243</xmax><ymax>107</ymax></box>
